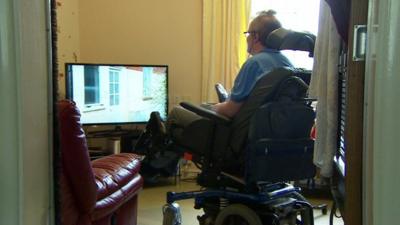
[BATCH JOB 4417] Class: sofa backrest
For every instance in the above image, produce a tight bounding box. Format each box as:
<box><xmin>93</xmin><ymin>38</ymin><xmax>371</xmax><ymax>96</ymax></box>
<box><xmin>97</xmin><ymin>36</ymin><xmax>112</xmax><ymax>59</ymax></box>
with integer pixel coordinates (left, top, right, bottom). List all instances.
<box><xmin>58</xmin><ymin>100</ymin><xmax>97</xmax><ymax>215</ymax></box>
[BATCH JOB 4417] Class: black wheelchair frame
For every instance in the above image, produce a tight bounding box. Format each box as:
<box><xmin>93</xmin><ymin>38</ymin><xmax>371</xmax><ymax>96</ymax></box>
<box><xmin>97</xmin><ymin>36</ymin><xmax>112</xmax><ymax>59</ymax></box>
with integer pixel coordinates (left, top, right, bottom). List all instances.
<box><xmin>162</xmin><ymin>71</ymin><xmax>316</xmax><ymax>225</ymax></box>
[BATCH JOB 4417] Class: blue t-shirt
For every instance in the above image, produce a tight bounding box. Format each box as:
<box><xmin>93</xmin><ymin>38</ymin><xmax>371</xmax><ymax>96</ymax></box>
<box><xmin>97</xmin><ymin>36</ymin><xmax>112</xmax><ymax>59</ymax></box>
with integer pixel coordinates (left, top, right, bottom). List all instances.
<box><xmin>230</xmin><ymin>48</ymin><xmax>293</xmax><ymax>102</ymax></box>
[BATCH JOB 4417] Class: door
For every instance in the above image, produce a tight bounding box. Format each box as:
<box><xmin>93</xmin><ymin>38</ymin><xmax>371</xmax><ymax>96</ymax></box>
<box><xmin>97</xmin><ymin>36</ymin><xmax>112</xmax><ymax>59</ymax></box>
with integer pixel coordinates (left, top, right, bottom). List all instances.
<box><xmin>344</xmin><ymin>0</ymin><xmax>368</xmax><ymax>224</ymax></box>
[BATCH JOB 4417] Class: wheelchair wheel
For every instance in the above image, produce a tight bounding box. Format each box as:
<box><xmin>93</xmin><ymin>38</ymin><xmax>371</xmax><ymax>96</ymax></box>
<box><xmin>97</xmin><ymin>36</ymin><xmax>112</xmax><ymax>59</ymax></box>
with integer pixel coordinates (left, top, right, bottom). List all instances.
<box><xmin>214</xmin><ymin>204</ymin><xmax>262</xmax><ymax>225</ymax></box>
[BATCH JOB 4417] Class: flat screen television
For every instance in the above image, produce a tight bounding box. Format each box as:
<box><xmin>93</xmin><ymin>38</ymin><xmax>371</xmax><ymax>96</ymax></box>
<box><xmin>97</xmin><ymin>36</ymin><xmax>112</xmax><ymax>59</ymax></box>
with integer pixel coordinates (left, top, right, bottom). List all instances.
<box><xmin>65</xmin><ymin>63</ymin><xmax>168</xmax><ymax>125</ymax></box>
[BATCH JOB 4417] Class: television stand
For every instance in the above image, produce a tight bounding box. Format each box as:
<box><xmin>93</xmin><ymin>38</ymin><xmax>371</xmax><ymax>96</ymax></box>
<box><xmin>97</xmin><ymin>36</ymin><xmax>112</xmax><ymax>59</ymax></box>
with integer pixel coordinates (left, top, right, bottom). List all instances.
<box><xmin>85</xmin><ymin>126</ymin><xmax>143</xmax><ymax>155</ymax></box>
<box><xmin>87</xmin><ymin>126</ymin><xmax>142</xmax><ymax>138</ymax></box>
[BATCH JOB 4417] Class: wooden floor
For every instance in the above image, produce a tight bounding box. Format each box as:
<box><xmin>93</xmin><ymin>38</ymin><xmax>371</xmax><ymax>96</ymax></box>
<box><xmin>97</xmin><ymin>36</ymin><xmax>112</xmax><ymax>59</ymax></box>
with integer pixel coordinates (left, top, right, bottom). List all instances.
<box><xmin>137</xmin><ymin>177</ymin><xmax>344</xmax><ymax>225</ymax></box>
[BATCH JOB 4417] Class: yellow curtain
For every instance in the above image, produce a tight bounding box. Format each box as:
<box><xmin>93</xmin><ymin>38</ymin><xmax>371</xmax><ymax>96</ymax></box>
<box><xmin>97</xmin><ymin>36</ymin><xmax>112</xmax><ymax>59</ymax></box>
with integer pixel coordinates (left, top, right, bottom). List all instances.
<box><xmin>202</xmin><ymin>0</ymin><xmax>251</xmax><ymax>103</ymax></box>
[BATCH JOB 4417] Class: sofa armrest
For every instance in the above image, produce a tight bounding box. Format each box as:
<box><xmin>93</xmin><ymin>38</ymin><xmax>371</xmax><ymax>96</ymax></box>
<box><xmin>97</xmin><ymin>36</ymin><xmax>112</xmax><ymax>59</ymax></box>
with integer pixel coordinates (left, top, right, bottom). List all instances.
<box><xmin>92</xmin><ymin>153</ymin><xmax>142</xmax><ymax>200</ymax></box>
<box><xmin>91</xmin><ymin>153</ymin><xmax>143</xmax><ymax>220</ymax></box>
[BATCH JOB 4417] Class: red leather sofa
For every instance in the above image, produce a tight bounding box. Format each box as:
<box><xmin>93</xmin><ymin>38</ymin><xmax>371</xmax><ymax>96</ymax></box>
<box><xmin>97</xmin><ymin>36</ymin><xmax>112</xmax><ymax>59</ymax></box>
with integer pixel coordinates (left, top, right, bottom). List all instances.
<box><xmin>58</xmin><ymin>100</ymin><xmax>144</xmax><ymax>225</ymax></box>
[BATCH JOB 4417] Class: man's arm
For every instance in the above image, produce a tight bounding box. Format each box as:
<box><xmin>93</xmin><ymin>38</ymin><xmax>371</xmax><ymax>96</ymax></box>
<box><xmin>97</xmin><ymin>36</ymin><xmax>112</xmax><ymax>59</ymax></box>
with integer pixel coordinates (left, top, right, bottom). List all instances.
<box><xmin>213</xmin><ymin>99</ymin><xmax>243</xmax><ymax>118</ymax></box>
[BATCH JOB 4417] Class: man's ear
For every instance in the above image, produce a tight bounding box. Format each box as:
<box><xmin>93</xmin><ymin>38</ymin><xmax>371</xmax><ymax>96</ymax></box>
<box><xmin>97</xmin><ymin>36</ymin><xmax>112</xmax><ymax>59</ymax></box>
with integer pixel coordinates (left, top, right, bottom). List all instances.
<box><xmin>253</xmin><ymin>33</ymin><xmax>261</xmax><ymax>43</ymax></box>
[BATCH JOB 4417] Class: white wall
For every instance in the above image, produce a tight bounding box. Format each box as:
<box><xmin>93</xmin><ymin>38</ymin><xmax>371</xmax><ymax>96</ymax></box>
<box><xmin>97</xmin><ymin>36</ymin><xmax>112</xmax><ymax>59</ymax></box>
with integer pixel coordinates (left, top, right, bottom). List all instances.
<box><xmin>0</xmin><ymin>0</ymin><xmax>22</xmax><ymax>223</ymax></box>
<box><xmin>0</xmin><ymin>0</ymin><xmax>52</xmax><ymax>224</ymax></box>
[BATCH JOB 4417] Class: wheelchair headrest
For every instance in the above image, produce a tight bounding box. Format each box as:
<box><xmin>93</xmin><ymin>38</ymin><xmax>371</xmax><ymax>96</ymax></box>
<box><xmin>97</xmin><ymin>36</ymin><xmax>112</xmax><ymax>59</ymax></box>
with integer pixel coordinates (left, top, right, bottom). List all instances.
<box><xmin>266</xmin><ymin>28</ymin><xmax>316</xmax><ymax>57</ymax></box>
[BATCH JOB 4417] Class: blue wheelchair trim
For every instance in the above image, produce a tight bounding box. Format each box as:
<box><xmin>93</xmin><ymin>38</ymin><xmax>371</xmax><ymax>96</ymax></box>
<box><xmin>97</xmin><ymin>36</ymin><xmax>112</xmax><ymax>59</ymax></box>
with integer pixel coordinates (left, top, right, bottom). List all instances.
<box><xmin>166</xmin><ymin>182</ymin><xmax>314</xmax><ymax>225</ymax></box>
<box><xmin>167</xmin><ymin>182</ymin><xmax>299</xmax><ymax>204</ymax></box>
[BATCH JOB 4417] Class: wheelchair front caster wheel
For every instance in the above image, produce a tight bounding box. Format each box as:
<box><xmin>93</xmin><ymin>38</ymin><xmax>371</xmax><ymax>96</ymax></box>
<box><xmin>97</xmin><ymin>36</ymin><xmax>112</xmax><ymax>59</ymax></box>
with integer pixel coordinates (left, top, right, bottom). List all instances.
<box><xmin>162</xmin><ymin>203</ymin><xmax>182</xmax><ymax>225</ymax></box>
<box><xmin>214</xmin><ymin>204</ymin><xmax>262</xmax><ymax>225</ymax></box>
<box><xmin>134</xmin><ymin>130</ymin><xmax>152</xmax><ymax>153</ymax></box>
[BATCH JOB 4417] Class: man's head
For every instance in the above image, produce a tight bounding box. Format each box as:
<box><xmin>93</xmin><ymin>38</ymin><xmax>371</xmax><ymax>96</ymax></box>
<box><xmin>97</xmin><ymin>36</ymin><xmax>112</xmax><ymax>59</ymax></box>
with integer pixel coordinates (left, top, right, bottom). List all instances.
<box><xmin>246</xmin><ymin>10</ymin><xmax>282</xmax><ymax>54</ymax></box>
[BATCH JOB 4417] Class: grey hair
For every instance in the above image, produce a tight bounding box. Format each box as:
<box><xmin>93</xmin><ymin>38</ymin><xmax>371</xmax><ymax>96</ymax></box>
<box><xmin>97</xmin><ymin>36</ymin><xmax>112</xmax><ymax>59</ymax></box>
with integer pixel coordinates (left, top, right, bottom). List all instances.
<box><xmin>252</xmin><ymin>10</ymin><xmax>282</xmax><ymax>47</ymax></box>
<box><xmin>257</xmin><ymin>9</ymin><xmax>277</xmax><ymax>17</ymax></box>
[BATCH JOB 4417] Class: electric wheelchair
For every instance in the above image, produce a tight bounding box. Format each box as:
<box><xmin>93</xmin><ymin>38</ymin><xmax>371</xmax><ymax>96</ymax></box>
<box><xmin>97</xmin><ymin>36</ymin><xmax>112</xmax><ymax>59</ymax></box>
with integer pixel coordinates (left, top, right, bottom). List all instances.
<box><xmin>137</xmin><ymin>28</ymin><xmax>318</xmax><ymax>225</ymax></box>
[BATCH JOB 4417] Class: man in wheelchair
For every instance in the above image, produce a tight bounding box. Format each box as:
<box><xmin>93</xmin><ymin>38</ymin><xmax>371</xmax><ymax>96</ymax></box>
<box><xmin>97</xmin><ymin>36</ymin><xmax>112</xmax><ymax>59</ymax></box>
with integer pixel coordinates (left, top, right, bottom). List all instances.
<box><xmin>135</xmin><ymin>10</ymin><xmax>292</xmax><ymax>180</ymax></box>
<box><xmin>136</xmin><ymin>10</ymin><xmax>318</xmax><ymax>225</ymax></box>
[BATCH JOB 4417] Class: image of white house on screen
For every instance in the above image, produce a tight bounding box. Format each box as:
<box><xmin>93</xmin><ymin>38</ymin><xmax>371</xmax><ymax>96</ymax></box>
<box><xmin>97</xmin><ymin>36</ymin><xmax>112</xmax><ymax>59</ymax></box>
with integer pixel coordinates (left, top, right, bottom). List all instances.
<box><xmin>70</xmin><ymin>65</ymin><xmax>167</xmax><ymax>124</ymax></box>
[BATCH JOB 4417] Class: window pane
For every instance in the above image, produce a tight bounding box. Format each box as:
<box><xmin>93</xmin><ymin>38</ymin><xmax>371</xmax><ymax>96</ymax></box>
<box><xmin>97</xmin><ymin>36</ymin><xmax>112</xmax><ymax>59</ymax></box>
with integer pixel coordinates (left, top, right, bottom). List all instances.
<box><xmin>143</xmin><ymin>67</ymin><xmax>152</xmax><ymax>98</ymax></box>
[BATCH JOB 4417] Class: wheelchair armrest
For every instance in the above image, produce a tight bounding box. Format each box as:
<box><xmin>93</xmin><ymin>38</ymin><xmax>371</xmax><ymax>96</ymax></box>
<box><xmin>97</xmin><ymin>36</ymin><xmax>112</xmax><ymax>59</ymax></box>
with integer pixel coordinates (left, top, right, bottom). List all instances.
<box><xmin>180</xmin><ymin>101</ymin><xmax>231</xmax><ymax>125</ymax></box>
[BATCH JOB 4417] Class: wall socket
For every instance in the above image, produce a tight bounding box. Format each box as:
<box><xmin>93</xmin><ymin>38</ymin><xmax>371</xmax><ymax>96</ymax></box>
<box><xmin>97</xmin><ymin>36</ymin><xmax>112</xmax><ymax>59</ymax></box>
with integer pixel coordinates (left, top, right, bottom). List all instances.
<box><xmin>171</xmin><ymin>95</ymin><xmax>191</xmax><ymax>104</ymax></box>
<box><xmin>182</xmin><ymin>95</ymin><xmax>191</xmax><ymax>102</ymax></box>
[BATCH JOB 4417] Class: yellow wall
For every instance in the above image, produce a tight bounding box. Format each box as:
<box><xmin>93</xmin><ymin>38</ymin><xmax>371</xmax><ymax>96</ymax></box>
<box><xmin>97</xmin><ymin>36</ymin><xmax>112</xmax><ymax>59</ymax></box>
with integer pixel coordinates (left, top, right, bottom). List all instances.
<box><xmin>56</xmin><ymin>0</ymin><xmax>81</xmax><ymax>96</ymax></box>
<box><xmin>57</xmin><ymin>0</ymin><xmax>202</xmax><ymax>109</ymax></box>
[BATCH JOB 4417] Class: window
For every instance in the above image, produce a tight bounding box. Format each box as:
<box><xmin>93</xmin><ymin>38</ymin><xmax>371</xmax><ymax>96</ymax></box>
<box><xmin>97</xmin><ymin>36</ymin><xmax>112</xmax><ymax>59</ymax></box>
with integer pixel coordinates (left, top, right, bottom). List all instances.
<box><xmin>84</xmin><ymin>65</ymin><xmax>100</xmax><ymax>104</ymax></box>
<box><xmin>251</xmin><ymin>0</ymin><xmax>320</xmax><ymax>69</ymax></box>
<box><xmin>142</xmin><ymin>67</ymin><xmax>152</xmax><ymax>99</ymax></box>
<box><xmin>109</xmin><ymin>68</ymin><xmax>120</xmax><ymax>106</ymax></box>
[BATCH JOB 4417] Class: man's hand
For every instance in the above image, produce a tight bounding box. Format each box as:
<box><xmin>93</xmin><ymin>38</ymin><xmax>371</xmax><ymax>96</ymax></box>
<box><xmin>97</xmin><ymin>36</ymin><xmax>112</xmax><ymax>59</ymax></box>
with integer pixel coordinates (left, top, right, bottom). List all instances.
<box><xmin>213</xmin><ymin>100</ymin><xmax>243</xmax><ymax>118</ymax></box>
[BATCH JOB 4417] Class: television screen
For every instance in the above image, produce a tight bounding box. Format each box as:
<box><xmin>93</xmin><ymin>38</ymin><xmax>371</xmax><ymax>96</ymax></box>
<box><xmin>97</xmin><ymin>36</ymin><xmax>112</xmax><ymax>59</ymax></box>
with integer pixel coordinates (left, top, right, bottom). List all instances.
<box><xmin>65</xmin><ymin>63</ymin><xmax>168</xmax><ymax>125</ymax></box>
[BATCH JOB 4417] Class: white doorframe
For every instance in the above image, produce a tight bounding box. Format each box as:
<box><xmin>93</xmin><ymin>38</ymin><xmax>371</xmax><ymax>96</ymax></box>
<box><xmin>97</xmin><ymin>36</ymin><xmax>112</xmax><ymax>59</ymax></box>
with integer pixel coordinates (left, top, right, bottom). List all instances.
<box><xmin>0</xmin><ymin>0</ymin><xmax>53</xmax><ymax>224</ymax></box>
<box><xmin>0</xmin><ymin>0</ymin><xmax>23</xmax><ymax>222</ymax></box>
<box><xmin>364</xmin><ymin>0</ymin><xmax>400</xmax><ymax>224</ymax></box>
